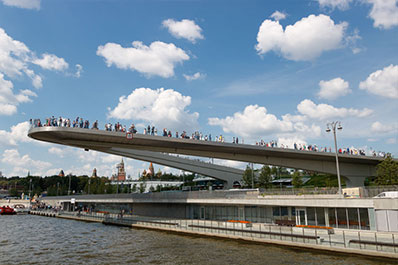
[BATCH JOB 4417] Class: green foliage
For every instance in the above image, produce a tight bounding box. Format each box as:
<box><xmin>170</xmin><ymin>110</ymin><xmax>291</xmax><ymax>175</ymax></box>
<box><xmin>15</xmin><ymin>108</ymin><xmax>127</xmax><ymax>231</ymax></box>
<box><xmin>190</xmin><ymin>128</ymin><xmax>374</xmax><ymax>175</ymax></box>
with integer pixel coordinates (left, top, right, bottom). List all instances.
<box><xmin>242</xmin><ymin>165</ymin><xmax>256</xmax><ymax>188</ymax></box>
<box><xmin>258</xmin><ymin>165</ymin><xmax>272</xmax><ymax>188</ymax></box>
<box><xmin>139</xmin><ymin>183</ymin><xmax>146</xmax><ymax>193</ymax></box>
<box><xmin>376</xmin><ymin>154</ymin><xmax>398</xmax><ymax>185</ymax></box>
<box><xmin>292</xmin><ymin>171</ymin><xmax>303</xmax><ymax>188</ymax></box>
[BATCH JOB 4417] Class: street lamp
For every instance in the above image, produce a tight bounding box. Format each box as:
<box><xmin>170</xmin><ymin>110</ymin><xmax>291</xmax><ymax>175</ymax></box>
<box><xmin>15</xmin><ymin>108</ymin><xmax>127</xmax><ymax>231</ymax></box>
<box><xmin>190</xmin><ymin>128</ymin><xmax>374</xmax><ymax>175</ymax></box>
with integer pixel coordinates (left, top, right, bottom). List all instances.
<box><xmin>68</xmin><ymin>174</ymin><xmax>71</xmax><ymax>195</ymax></box>
<box><xmin>326</xmin><ymin>121</ymin><xmax>343</xmax><ymax>195</ymax></box>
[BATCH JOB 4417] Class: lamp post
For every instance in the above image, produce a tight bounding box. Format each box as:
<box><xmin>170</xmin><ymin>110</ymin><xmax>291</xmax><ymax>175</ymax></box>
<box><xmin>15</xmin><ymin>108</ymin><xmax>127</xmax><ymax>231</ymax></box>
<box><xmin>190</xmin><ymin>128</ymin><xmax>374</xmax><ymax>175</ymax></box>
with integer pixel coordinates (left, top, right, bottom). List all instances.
<box><xmin>251</xmin><ymin>163</ymin><xmax>254</xmax><ymax>189</ymax></box>
<box><xmin>326</xmin><ymin>121</ymin><xmax>343</xmax><ymax>195</ymax></box>
<box><xmin>68</xmin><ymin>174</ymin><xmax>71</xmax><ymax>195</ymax></box>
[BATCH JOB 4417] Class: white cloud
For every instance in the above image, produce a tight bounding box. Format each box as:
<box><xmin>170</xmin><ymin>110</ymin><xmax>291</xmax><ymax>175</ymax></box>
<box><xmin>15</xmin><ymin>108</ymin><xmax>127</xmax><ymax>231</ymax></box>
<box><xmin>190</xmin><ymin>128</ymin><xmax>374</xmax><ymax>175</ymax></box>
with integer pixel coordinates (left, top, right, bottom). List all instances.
<box><xmin>0</xmin><ymin>121</ymin><xmax>32</xmax><ymax>146</ymax></box>
<box><xmin>386</xmin><ymin>138</ymin><xmax>397</xmax><ymax>144</ymax></box>
<box><xmin>162</xmin><ymin>19</ymin><xmax>204</xmax><ymax>43</ymax></box>
<box><xmin>208</xmin><ymin>104</ymin><xmax>322</xmax><ymax>140</ymax></box>
<box><xmin>97</xmin><ymin>41</ymin><xmax>189</xmax><ymax>78</ymax></box>
<box><xmin>213</xmin><ymin>159</ymin><xmax>246</xmax><ymax>170</ymax></box>
<box><xmin>2</xmin><ymin>149</ymin><xmax>52</xmax><ymax>176</ymax></box>
<box><xmin>371</xmin><ymin>121</ymin><xmax>397</xmax><ymax>133</ymax></box>
<box><xmin>297</xmin><ymin>99</ymin><xmax>373</xmax><ymax>120</ymax></box>
<box><xmin>32</xmin><ymin>53</ymin><xmax>69</xmax><ymax>71</ymax></box>
<box><xmin>318</xmin><ymin>77</ymin><xmax>351</xmax><ymax>100</ymax></box>
<box><xmin>48</xmin><ymin>147</ymin><xmax>65</xmax><ymax>158</ymax></box>
<box><xmin>366</xmin><ymin>0</ymin><xmax>398</xmax><ymax>29</ymax></box>
<box><xmin>277</xmin><ymin>137</ymin><xmax>307</xmax><ymax>149</ymax></box>
<box><xmin>317</xmin><ymin>0</ymin><xmax>353</xmax><ymax>10</ymax></box>
<box><xmin>108</xmin><ymin>87</ymin><xmax>199</xmax><ymax>132</ymax></box>
<box><xmin>359</xmin><ymin>64</ymin><xmax>398</xmax><ymax>99</ymax></box>
<box><xmin>183</xmin><ymin>72</ymin><xmax>204</xmax><ymax>81</ymax></box>
<box><xmin>1</xmin><ymin>0</ymin><xmax>40</xmax><ymax>10</ymax></box>
<box><xmin>74</xmin><ymin>64</ymin><xmax>83</xmax><ymax>78</ymax></box>
<box><xmin>0</xmin><ymin>27</ymin><xmax>71</xmax><ymax>90</ymax></box>
<box><xmin>208</xmin><ymin>105</ymin><xmax>294</xmax><ymax>138</ymax></box>
<box><xmin>270</xmin><ymin>11</ymin><xmax>287</xmax><ymax>21</ymax></box>
<box><xmin>0</xmin><ymin>73</ymin><xmax>37</xmax><ymax>115</ymax></box>
<box><xmin>255</xmin><ymin>14</ymin><xmax>347</xmax><ymax>61</ymax></box>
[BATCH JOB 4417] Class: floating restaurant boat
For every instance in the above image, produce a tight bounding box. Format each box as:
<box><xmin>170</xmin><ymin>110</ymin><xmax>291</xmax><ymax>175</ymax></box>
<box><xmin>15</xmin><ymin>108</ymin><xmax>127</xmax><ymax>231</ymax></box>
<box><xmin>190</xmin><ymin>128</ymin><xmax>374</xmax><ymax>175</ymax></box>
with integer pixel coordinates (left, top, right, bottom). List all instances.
<box><xmin>0</xmin><ymin>206</ymin><xmax>16</xmax><ymax>215</ymax></box>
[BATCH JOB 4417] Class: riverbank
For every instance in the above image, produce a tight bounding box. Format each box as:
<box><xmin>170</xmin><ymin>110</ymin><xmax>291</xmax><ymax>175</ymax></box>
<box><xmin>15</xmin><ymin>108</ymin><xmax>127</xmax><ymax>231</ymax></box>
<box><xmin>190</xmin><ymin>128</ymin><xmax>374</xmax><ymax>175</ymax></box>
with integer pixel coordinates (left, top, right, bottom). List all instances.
<box><xmin>29</xmin><ymin>210</ymin><xmax>398</xmax><ymax>260</ymax></box>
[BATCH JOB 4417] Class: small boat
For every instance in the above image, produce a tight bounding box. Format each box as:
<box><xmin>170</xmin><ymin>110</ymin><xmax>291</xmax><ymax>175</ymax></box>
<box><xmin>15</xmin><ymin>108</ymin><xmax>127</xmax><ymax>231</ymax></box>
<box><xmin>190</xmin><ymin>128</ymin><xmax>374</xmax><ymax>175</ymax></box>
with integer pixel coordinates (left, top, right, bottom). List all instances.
<box><xmin>0</xmin><ymin>206</ymin><xmax>17</xmax><ymax>215</ymax></box>
<box><xmin>13</xmin><ymin>204</ymin><xmax>30</xmax><ymax>214</ymax></box>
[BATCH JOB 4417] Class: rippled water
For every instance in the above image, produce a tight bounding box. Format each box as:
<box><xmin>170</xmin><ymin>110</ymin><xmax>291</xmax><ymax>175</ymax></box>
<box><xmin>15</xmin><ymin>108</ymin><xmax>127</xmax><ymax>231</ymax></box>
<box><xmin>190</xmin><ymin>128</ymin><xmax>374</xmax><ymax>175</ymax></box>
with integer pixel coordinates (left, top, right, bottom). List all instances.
<box><xmin>0</xmin><ymin>215</ymin><xmax>395</xmax><ymax>265</ymax></box>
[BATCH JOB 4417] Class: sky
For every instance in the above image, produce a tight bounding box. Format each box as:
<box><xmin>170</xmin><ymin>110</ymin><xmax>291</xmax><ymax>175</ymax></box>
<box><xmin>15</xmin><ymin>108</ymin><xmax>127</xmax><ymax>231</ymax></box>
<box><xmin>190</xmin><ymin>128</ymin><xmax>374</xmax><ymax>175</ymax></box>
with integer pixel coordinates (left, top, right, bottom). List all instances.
<box><xmin>0</xmin><ymin>0</ymin><xmax>397</xmax><ymax>178</ymax></box>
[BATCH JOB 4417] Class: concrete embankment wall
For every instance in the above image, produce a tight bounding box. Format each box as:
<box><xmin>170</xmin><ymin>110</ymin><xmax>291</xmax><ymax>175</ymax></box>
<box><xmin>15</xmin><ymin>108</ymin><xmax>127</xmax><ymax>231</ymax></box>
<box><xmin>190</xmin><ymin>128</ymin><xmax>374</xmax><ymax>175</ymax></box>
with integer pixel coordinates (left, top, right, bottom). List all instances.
<box><xmin>29</xmin><ymin>211</ymin><xmax>398</xmax><ymax>260</ymax></box>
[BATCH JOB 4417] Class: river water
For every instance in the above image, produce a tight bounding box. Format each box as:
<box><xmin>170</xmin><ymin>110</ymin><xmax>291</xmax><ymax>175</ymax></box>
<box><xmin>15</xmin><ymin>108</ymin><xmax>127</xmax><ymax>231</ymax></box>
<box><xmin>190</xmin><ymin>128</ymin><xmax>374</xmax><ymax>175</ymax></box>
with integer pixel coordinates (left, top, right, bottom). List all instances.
<box><xmin>0</xmin><ymin>215</ymin><xmax>395</xmax><ymax>265</ymax></box>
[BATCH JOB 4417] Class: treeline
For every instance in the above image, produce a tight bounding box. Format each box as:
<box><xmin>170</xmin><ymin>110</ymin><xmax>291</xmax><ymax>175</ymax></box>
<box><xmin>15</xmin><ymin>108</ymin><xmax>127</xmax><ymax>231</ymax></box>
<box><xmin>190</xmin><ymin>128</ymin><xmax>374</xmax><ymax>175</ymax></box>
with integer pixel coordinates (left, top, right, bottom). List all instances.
<box><xmin>0</xmin><ymin>173</ymin><xmax>197</xmax><ymax>197</ymax></box>
<box><xmin>0</xmin><ymin>175</ymin><xmax>119</xmax><ymax>197</ymax></box>
<box><xmin>241</xmin><ymin>155</ymin><xmax>398</xmax><ymax>189</ymax></box>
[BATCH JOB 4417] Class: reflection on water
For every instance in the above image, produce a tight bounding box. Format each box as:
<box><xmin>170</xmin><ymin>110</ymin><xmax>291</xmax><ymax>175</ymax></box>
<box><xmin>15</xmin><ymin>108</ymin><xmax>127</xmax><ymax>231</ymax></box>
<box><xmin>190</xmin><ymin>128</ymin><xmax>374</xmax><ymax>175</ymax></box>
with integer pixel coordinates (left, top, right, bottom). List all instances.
<box><xmin>0</xmin><ymin>215</ymin><xmax>395</xmax><ymax>265</ymax></box>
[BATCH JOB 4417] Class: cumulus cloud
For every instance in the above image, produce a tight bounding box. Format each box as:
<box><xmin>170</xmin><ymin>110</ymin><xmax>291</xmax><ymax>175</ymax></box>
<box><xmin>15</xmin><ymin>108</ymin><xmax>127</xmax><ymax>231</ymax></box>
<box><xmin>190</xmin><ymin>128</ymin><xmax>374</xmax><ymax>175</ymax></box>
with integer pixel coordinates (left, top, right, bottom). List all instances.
<box><xmin>162</xmin><ymin>19</ymin><xmax>204</xmax><ymax>43</ymax></box>
<box><xmin>2</xmin><ymin>149</ymin><xmax>52</xmax><ymax>176</ymax></box>
<box><xmin>209</xmin><ymin>105</ymin><xmax>294</xmax><ymax>138</ymax></box>
<box><xmin>255</xmin><ymin>14</ymin><xmax>347</xmax><ymax>61</ymax></box>
<box><xmin>0</xmin><ymin>73</ymin><xmax>37</xmax><ymax>115</ymax></box>
<box><xmin>318</xmin><ymin>77</ymin><xmax>351</xmax><ymax>100</ymax></box>
<box><xmin>366</xmin><ymin>0</ymin><xmax>398</xmax><ymax>29</ymax></box>
<box><xmin>208</xmin><ymin>105</ymin><xmax>323</xmax><ymax>140</ymax></box>
<box><xmin>183</xmin><ymin>72</ymin><xmax>204</xmax><ymax>81</ymax></box>
<box><xmin>277</xmin><ymin>137</ymin><xmax>307</xmax><ymax>149</ymax></box>
<box><xmin>108</xmin><ymin>87</ymin><xmax>199</xmax><ymax>131</ymax></box>
<box><xmin>32</xmin><ymin>53</ymin><xmax>69</xmax><ymax>71</ymax></box>
<box><xmin>97</xmin><ymin>41</ymin><xmax>189</xmax><ymax>78</ymax></box>
<box><xmin>317</xmin><ymin>0</ymin><xmax>353</xmax><ymax>10</ymax></box>
<box><xmin>270</xmin><ymin>11</ymin><xmax>287</xmax><ymax>21</ymax></box>
<box><xmin>0</xmin><ymin>121</ymin><xmax>32</xmax><ymax>146</ymax></box>
<box><xmin>297</xmin><ymin>99</ymin><xmax>373</xmax><ymax>120</ymax></box>
<box><xmin>1</xmin><ymin>0</ymin><xmax>40</xmax><ymax>10</ymax></box>
<box><xmin>359</xmin><ymin>64</ymin><xmax>398</xmax><ymax>99</ymax></box>
<box><xmin>371</xmin><ymin>121</ymin><xmax>397</xmax><ymax>133</ymax></box>
<box><xmin>0</xmin><ymin>27</ymin><xmax>71</xmax><ymax>91</ymax></box>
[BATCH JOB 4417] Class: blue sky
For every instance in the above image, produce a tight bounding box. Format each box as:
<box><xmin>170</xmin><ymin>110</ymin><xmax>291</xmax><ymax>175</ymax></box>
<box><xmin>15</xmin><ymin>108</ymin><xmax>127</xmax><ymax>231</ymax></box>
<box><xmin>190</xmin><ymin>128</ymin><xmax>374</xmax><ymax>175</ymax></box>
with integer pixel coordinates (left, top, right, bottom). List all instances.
<box><xmin>0</xmin><ymin>0</ymin><xmax>397</xmax><ymax>178</ymax></box>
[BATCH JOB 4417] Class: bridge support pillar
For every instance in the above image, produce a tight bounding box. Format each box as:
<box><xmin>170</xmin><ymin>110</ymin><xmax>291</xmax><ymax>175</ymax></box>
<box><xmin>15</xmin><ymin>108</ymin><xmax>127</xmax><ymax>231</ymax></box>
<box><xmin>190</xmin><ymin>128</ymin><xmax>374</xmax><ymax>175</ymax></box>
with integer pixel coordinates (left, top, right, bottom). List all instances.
<box><xmin>343</xmin><ymin>175</ymin><xmax>366</xmax><ymax>188</ymax></box>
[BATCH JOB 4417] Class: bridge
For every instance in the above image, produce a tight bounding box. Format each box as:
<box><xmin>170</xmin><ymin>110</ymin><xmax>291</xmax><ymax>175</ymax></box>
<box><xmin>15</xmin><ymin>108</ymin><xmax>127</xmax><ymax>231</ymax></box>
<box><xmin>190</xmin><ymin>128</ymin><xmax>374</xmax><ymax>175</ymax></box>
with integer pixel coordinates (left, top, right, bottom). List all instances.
<box><xmin>28</xmin><ymin>127</ymin><xmax>389</xmax><ymax>187</ymax></box>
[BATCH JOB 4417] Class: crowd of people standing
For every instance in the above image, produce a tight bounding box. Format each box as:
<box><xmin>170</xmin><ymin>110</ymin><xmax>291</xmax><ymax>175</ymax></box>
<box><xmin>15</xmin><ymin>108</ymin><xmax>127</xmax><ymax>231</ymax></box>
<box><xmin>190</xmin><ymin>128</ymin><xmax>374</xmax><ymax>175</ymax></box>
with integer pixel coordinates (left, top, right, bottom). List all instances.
<box><xmin>30</xmin><ymin>117</ymin><xmax>388</xmax><ymax>158</ymax></box>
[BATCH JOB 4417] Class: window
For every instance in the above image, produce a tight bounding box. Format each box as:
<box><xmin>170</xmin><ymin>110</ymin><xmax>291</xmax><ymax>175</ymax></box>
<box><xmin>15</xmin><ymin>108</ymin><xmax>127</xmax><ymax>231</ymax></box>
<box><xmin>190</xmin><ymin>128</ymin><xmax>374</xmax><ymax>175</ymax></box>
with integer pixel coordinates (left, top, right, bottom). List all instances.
<box><xmin>348</xmin><ymin>208</ymin><xmax>359</xmax><ymax>229</ymax></box>
<box><xmin>328</xmin><ymin>208</ymin><xmax>337</xmax><ymax>228</ymax></box>
<box><xmin>359</xmin><ymin>208</ymin><xmax>370</xmax><ymax>230</ymax></box>
<box><xmin>337</xmin><ymin>208</ymin><xmax>348</xmax><ymax>228</ymax></box>
<box><xmin>273</xmin><ymin>206</ymin><xmax>280</xmax><ymax>217</ymax></box>
<box><xmin>316</xmin><ymin>208</ymin><xmax>325</xmax><ymax>226</ymax></box>
<box><xmin>307</xmin><ymin>208</ymin><xmax>316</xmax><ymax>226</ymax></box>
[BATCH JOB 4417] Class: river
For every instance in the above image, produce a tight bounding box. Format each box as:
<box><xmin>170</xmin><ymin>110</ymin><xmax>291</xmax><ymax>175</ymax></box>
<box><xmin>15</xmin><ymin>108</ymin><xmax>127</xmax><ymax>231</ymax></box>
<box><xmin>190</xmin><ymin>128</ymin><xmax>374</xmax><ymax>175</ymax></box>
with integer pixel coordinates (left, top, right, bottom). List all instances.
<box><xmin>0</xmin><ymin>215</ymin><xmax>395</xmax><ymax>265</ymax></box>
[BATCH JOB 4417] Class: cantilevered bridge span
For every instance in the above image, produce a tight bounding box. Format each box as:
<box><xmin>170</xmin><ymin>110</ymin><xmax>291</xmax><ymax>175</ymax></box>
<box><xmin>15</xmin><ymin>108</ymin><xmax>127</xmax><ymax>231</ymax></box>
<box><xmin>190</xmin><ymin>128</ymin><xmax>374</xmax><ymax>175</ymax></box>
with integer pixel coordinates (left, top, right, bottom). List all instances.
<box><xmin>28</xmin><ymin>127</ymin><xmax>389</xmax><ymax>187</ymax></box>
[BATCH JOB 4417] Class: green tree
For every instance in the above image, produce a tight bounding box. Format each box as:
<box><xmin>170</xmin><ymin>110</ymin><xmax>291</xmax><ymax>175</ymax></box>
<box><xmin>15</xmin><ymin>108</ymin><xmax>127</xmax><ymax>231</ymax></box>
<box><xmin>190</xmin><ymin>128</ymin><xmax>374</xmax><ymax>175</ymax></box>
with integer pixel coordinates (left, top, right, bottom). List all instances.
<box><xmin>132</xmin><ymin>184</ymin><xmax>137</xmax><ymax>193</ymax></box>
<box><xmin>258</xmin><ymin>165</ymin><xmax>272</xmax><ymax>188</ymax></box>
<box><xmin>242</xmin><ymin>165</ymin><xmax>256</xmax><ymax>188</ymax></box>
<box><xmin>375</xmin><ymin>154</ymin><xmax>398</xmax><ymax>185</ymax></box>
<box><xmin>139</xmin><ymin>183</ymin><xmax>146</xmax><ymax>193</ymax></box>
<box><xmin>292</xmin><ymin>171</ymin><xmax>303</xmax><ymax>188</ymax></box>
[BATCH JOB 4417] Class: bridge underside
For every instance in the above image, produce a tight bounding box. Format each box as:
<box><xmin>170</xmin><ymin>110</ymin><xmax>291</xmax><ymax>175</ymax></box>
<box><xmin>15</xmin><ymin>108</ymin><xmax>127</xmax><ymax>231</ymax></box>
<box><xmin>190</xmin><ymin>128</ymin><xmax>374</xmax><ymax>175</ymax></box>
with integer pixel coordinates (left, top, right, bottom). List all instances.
<box><xmin>28</xmin><ymin>127</ymin><xmax>387</xmax><ymax>187</ymax></box>
<box><xmin>100</xmin><ymin>148</ymin><xmax>244</xmax><ymax>189</ymax></box>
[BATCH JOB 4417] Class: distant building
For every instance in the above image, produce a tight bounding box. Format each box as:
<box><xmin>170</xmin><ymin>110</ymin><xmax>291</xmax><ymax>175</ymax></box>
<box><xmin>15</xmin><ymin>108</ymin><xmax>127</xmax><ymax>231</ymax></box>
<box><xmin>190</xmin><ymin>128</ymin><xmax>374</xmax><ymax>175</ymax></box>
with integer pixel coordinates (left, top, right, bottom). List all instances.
<box><xmin>59</xmin><ymin>170</ymin><xmax>65</xmax><ymax>177</ymax></box>
<box><xmin>116</xmin><ymin>159</ymin><xmax>126</xmax><ymax>181</ymax></box>
<box><xmin>0</xmin><ymin>171</ymin><xmax>3</xmax><ymax>178</ymax></box>
<box><xmin>92</xmin><ymin>168</ymin><xmax>97</xmax><ymax>178</ymax></box>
